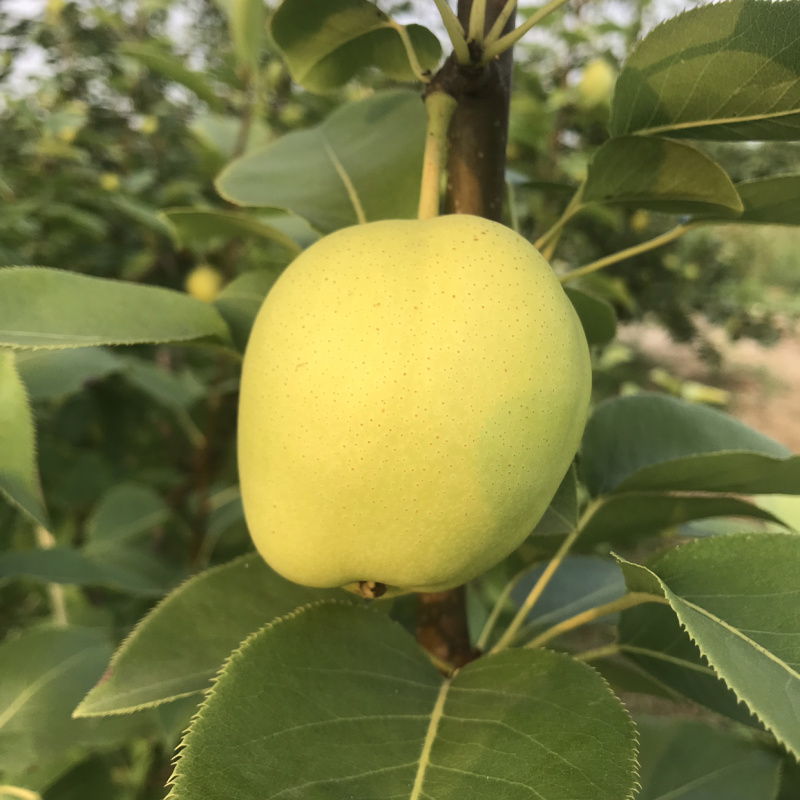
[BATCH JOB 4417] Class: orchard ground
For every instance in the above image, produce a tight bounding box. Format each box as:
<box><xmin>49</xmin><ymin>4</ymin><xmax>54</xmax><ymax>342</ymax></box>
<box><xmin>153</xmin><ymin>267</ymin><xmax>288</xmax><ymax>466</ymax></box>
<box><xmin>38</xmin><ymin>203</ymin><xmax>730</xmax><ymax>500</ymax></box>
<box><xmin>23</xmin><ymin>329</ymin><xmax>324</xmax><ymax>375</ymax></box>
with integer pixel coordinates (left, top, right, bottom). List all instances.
<box><xmin>620</xmin><ymin>320</ymin><xmax>800</xmax><ymax>451</ymax></box>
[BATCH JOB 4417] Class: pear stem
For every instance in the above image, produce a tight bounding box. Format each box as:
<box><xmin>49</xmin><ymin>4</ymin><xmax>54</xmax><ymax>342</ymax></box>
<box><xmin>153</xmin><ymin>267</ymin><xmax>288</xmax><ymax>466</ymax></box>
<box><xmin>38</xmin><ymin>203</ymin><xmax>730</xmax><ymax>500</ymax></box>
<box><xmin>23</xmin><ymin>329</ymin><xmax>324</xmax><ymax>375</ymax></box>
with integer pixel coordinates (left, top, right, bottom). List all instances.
<box><xmin>417</xmin><ymin>90</ymin><xmax>458</xmax><ymax>220</ymax></box>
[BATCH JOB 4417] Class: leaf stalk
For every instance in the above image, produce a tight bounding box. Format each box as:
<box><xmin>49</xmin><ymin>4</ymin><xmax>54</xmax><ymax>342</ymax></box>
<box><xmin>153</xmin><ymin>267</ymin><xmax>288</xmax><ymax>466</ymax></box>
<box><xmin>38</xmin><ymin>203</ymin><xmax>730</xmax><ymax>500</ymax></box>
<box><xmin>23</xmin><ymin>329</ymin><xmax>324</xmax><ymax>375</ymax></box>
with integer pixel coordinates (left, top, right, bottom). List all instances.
<box><xmin>417</xmin><ymin>91</ymin><xmax>459</xmax><ymax>219</ymax></box>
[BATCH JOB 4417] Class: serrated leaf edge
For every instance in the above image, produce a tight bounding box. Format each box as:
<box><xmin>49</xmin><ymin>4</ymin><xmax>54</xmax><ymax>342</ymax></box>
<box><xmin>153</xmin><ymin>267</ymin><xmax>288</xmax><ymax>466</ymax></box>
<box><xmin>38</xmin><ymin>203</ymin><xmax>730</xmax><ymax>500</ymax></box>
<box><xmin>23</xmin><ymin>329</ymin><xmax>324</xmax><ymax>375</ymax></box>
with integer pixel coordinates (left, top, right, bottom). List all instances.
<box><xmin>73</xmin><ymin>553</ymin><xmax>262</xmax><ymax>718</ymax></box>
<box><xmin>164</xmin><ymin>600</ymin><xmax>391</xmax><ymax>798</ymax></box>
<box><xmin>614</xmin><ymin>450</ymin><xmax>799</xmax><ymax>494</ymax></box>
<box><xmin>619</xmin><ymin>535</ymin><xmax>800</xmax><ymax>758</ymax></box>
<box><xmin>0</xmin><ymin>266</ymin><xmax>233</xmax><ymax>350</ymax></box>
<box><xmin>0</xmin><ymin>351</ymin><xmax>50</xmax><ymax>528</ymax></box>
<box><xmin>549</xmin><ymin>651</ymin><xmax>642</xmax><ymax>800</ymax></box>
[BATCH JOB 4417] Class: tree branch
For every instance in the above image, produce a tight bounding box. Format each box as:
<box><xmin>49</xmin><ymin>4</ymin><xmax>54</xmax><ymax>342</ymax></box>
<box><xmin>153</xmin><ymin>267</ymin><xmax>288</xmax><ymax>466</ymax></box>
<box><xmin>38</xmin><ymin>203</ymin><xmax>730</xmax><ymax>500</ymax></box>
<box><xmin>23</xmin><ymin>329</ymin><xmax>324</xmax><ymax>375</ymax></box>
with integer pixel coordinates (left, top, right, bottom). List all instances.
<box><xmin>415</xmin><ymin>0</ymin><xmax>516</xmax><ymax>667</ymax></box>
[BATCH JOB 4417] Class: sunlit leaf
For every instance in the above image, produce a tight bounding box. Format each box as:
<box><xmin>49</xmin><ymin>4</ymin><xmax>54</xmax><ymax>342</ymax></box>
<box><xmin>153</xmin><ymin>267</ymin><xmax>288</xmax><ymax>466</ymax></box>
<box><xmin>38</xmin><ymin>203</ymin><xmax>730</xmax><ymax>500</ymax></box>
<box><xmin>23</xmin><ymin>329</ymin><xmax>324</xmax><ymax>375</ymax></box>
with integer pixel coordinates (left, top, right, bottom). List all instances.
<box><xmin>611</xmin><ymin>0</ymin><xmax>800</xmax><ymax>140</ymax></box>
<box><xmin>271</xmin><ymin>0</ymin><xmax>441</xmax><ymax>93</ymax></box>
<box><xmin>217</xmin><ymin>90</ymin><xmax>426</xmax><ymax>232</ymax></box>
<box><xmin>0</xmin><ymin>267</ymin><xmax>232</xmax><ymax>350</ymax></box>
<box><xmin>581</xmin><ymin>393</ymin><xmax>795</xmax><ymax>495</ymax></box>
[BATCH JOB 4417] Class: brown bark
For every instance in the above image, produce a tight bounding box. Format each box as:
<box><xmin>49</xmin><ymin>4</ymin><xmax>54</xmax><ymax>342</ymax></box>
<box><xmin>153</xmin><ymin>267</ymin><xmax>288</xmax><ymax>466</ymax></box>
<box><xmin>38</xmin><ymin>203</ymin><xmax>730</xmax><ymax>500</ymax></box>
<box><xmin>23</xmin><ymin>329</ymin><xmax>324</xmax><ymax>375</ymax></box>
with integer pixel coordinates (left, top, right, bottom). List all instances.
<box><xmin>415</xmin><ymin>0</ymin><xmax>515</xmax><ymax>668</ymax></box>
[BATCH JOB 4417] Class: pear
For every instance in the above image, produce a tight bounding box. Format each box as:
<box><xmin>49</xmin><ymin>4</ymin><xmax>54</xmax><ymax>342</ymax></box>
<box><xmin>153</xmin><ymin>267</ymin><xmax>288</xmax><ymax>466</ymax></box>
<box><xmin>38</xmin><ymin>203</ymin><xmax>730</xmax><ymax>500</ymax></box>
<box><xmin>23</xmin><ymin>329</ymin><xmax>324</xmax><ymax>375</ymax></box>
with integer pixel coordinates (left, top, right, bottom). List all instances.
<box><xmin>577</xmin><ymin>58</ymin><xmax>617</xmax><ymax>108</ymax></box>
<box><xmin>238</xmin><ymin>215</ymin><xmax>591</xmax><ymax>596</ymax></box>
<box><xmin>185</xmin><ymin>264</ymin><xmax>223</xmax><ymax>303</ymax></box>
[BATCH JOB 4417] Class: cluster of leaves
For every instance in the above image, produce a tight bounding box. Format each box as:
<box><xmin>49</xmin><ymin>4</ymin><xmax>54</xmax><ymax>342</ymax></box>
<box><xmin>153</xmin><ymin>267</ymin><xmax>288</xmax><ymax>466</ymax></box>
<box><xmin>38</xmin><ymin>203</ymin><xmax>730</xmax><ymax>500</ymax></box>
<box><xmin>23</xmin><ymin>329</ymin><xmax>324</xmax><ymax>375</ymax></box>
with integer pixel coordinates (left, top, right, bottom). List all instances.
<box><xmin>1</xmin><ymin>0</ymin><xmax>800</xmax><ymax>799</ymax></box>
<box><xmin>505</xmin><ymin>0</ymin><xmax>800</xmax><ymax>347</ymax></box>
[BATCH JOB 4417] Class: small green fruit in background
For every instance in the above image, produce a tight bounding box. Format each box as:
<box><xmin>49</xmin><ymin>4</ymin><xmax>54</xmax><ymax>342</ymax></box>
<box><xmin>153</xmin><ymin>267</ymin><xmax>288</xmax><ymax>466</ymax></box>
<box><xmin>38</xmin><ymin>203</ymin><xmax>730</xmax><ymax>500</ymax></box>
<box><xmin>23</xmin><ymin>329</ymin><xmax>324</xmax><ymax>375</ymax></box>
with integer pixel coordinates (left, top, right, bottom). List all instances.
<box><xmin>185</xmin><ymin>264</ymin><xmax>223</xmax><ymax>303</ymax></box>
<box><xmin>630</xmin><ymin>209</ymin><xmax>650</xmax><ymax>233</ymax></box>
<box><xmin>577</xmin><ymin>58</ymin><xmax>616</xmax><ymax>108</ymax></box>
<box><xmin>238</xmin><ymin>215</ymin><xmax>591</xmax><ymax>596</ymax></box>
<box><xmin>140</xmin><ymin>115</ymin><xmax>159</xmax><ymax>135</ymax></box>
<box><xmin>99</xmin><ymin>173</ymin><xmax>120</xmax><ymax>192</ymax></box>
<box><xmin>58</xmin><ymin>126</ymin><xmax>78</xmax><ymax>143</ymax></box>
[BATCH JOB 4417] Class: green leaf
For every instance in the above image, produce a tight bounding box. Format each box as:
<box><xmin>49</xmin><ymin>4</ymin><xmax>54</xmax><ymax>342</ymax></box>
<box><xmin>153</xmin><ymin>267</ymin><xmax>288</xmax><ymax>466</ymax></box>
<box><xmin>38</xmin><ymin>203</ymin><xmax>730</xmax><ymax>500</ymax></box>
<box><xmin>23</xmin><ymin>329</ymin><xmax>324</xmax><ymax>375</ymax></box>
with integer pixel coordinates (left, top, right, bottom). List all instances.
<box><xmin>621</xmin><ymin>533</ymin><xmax>800</xmax><ymax>757</ymax></box>
<box><xmin>0</xmin><ymin>545</ymin><xmax>181</xmax><ymax>597</ymax></box>
<box><xmin>107</xmin><ymin>195</ymin><xmax>175</xmax><ymax>238</ymax></box>
<box><xmin>583</xmin><ymin>136</ymin><xmax>743</xmax><ymax>216</ymax></box>
<box><xmin>121</xmin><ymin>358</ymin><xmax>206</xmax><ymax>410</ymax></box>
<box><xmin>229</xmin><ymin>0</ymin><xmax>264</xmax><ymax>74</ymax></box>
<box><xmin>618</xmin><ymin>601</ymin><xmax>760</xmax><ymax>726</ymax></box>
<box><xmin>0</xmin><ymin>627</ymin><xmax>154</xmax><ymax>781</ymax></box>
<box><xmin>581</xmin><ymin>393</ymin><xmax>792</xmax><ymax>495</ymax></box>
<box><xmin>15</xmin><ymin>348</ymin><xmax>123</xmax><ymax>401</ymax></box>
<box><xmin>162</xmin><ymin>208</ymin><xmax>304</xmax><ymax>256</ymax></box>
<box><xmin>779</xmin><ymin>759</ymin><xmax>800</xmax><ymax>800</ymax></box>
<box><xmin>217</xmin><ymin>90</ymin><xmax>426</xmax><ymax>232</ymax></box>
<box><xmin>38</xmin><ymin>756</ymin><xmax>122</xmax><ymax>800</ymax></box>
<box><xmin>735</xmin><ymin>175</ymin><xmax>800</xmax><ymax>224</ymax></box>
<box><xmin>82</xmin><ymin>546</ymin><xmax>184</xmax><ymax>597</ymax></box>
<box><xmin>635</xmin><ymin>716</ymin><xmax>782</xmax><ymax>800</ymax></box>
<box><xmin>168</xmin><ymin>603</ymin><xmax>637</xmax><ymax>800</ymax></box>
<box><xmin>564</xmin><ymin>287</ymin><xmax>616</xmax><ymax>346</ymax></box>
<box><xmin>0</xmin><ymin>352</ymin><xmax>48</xmax><ymax>527</ymax></box>
<box><xmin>119</xmin><ymin>42</ymin><xmax>224</xmax><ymax>111</ymax></box>
<box><xmin>0</xmin><ymin>267</ymin><xmax>232</xmax><ymax>350</ymax></box>
<box><xmin>0</xmin><ymin>547</ymin><xmax>113</xmax><ymax>587</ymax></box>
<box><xmin>190</xmin><ymin>112</ymin><xmax>271</xmax><ymax>160</ymax></box>
<box><xmin>758</xmin><ymin>494</ymin><xmax>800</xmax><ymax>532</ymax></box>
<box><xmin>74</xmin><ymin>554</ymin><xmax>348</xmax><ymax>716</ymax></box>
<box><xmin>213</xmin><ymin>270</ymin><xmax>279</xmax><ymax>353</ymax></box>
<box><xmin>271</xmin><ymin>0</ymin><xmax>441</xmax><ymax>93</ymax></box>
<box><xmin>620</xmin><ymin>452</ymin><xmax>800</xmax><ymax>495</ymax></box>
<box><xmin>610</xmin><ymin>0</ymin><xmax>800</xmax><ymax>140</ymax></box>
<box><xmin>85</xmin><ymin>483</ymin><xmax>169</xmax><ymax>547</ymax></box>
<box><xmin>580</xmin><ymin>491</ymin><xmax>784</xmax><ymax>546</ymax></box>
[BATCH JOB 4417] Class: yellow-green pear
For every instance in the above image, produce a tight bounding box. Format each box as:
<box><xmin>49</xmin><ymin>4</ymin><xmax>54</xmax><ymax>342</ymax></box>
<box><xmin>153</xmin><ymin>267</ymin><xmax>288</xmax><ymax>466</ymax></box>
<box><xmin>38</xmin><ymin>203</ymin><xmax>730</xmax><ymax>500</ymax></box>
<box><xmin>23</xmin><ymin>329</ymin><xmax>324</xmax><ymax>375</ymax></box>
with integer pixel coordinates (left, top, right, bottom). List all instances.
<box><xmin>185</xmin><ymin>264</ymin><xmax>223</xmax><ymax>303</ymax></box>
<box><xmin>578</xmin><ymin>58</ymin><xmax>617</xmax><ymax>108</ymax></box>
<box><xmin>238</xmin><ymin>215</ymin><xmax>591</xmax><ymax>596</ymax></box>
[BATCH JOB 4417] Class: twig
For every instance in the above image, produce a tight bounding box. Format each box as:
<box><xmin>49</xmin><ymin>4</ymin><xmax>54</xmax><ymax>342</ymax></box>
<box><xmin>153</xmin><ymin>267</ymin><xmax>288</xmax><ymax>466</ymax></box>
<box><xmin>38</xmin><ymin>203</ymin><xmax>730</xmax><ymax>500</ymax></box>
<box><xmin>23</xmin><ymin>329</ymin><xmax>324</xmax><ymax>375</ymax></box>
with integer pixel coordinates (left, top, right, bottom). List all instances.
<box><xmin>490</xmin><ymin>498</ymin><xmax>602</xmax><ymax>653</ymax></box>
<box><xmin>35</xmin><ymin>527</ymin><xmax>67</xmax><ymax>627</ymax></box>
<box><xmin>417</xmin><ymin>91</ymin><xmax>458</xmax><ymax>219</ymax></box>
<box><xmin>560</xmin><ymin>223</ymin><xmax>694</xmax><ymax>283</ymax></box>
<box><xmin>482</xmin><ymin>0</ymin><xmax>572</xmax><ymax>63</ymax></box>
<box><xmin>432</xmin><ymin>0</ymin><xmax>471</xmax><ymax>64</ymax></box>
<box><xmin>391</xmin><ymin>21</ymin><xmax>432</xmax><ymax>83</ymax></box>
<box><xmin>525</xmin><ymin>592</ymin><xmax>669</xmax><ymax>649</ymax></box>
